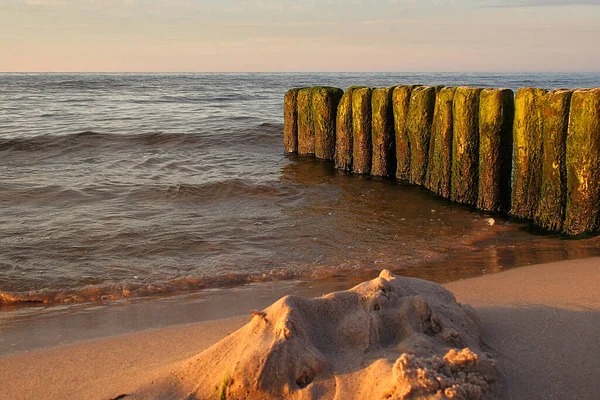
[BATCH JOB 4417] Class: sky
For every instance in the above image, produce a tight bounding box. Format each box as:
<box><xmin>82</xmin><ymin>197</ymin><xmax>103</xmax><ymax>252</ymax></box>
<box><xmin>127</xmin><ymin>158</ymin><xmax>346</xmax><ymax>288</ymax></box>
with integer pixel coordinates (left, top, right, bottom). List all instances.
<box><xmin>1</xmin><ymin>0</ymin><xmax>599</xmax><ymax>72</ymax></box>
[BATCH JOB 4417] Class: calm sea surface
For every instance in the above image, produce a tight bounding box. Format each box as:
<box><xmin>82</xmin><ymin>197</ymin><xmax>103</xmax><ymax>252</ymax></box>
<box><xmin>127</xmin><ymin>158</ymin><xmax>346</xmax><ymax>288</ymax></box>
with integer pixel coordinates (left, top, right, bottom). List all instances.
<box><xmin>2</xmin><ymin>72</ymin><xmax>600</xmax><ymax>310</ymax></box>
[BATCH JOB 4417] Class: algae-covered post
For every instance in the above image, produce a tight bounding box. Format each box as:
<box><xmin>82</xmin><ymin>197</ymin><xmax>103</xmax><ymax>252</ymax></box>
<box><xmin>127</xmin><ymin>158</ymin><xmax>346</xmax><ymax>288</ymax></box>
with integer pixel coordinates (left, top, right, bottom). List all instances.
<box><xmin>535</xmin><ymin>89</ymin><xmax>572</xmax><ymax>232</ymax></box>
<box><xmin>393</xmin><ymin>86</ymin><xmax>416</xmax><ymax>181</ymax></box>
<box><xmin>283</xmin><ymin>88</ymin><xmax>299</xmax><ymax>154</ymax></box>
<box><xmin>282</xmin><ymin>84</ymin><xmax>600</xmax><ymax>238</ymax></box>
<box><xmin>313</xmin><ymin>87</ymin><xmax>343</xmax><ymax>160</ymax></box>
<box><xmin>564</xmin><ymin>88</ymin><xmax>600</xmax><ymax>236</ymax></box>
<box><xmin>510</xmin><ymin>87</ymin><xmax>547</xmax><ymax>219</ymax></box>
<box><xmin>371</xmin><ymin>87</ymin><xmax>395</xmax><ymax>177</ymax></box>
<box><xmin>352</xmin><ymin>87</ymin><xmax>373</xmax><ymax>175</ymax></box>
<box><xmin>297</xmin><ymin>88</ymin><xmax>315</xmax><ymax>155</ymax></box>
<box><xmin>335</xmin><ymin>88</ymin><xmax>357</xmax><ymax>171</ymax></box>
<box><xmin>426</xmin><ymin>87</ymin><xmax>456</xmax><ymax>197</ymax></box>
<box><xmin>477</xmin><ymin>88</ymin><xmax>514</xmax><ymax>212</ymax></box>
<box><xmin>406</xmin><ymin>86</ymin><xmax>436</xmax><ymax>185</ymax></box>
<box><xmin>451</xmin><ymin>86</ymin><xmax>482</xmax><ymax>206</ymax></box>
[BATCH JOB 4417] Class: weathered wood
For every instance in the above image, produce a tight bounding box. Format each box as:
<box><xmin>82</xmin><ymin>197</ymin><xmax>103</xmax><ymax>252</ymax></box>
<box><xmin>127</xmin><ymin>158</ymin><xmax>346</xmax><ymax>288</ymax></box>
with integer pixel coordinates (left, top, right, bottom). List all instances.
<box><xmin>283</xmin><ymin>88</ymin><xmax>299</xmax><ymax>154</ymax></box>
<box><xmin>352</xmin><ymin>87</ymin><xmax>373</xmax><ymax>175</ymax></box>
<box><xmin>451</xmin><ymin>87</ymin><xmax>482</xmax><ymax>205</ymax></box>
<box><xmin>564</xmin><ymin>88</ymin><xmax>600</xmax><ymax>236</ymax></box>
<box><xmin>313</xmin><ymin>87</ymin><xmax>343</xmax><ymax>160</ymax></box>
<box><xmin>393</xmin><ymin>85</ymin><xmax>417</xmax><ymax>181</ymax></box>
<box><xmin>406</xmin><ymin>86</ymin><xmax>436</xmax><ymax>185</ymax></box>
<box><xmin>477</xmin><ymin>88</ymin><xmax>514</xmax><ymax>212</ymax></box>
<box><xmin>297</xmin><ymin>88</ymin><xmax>315</xmax><ymax>155</ymax></box>
<box><xmin>335</xmin><ymin>88</ymin><xmax>359</xmax><ymax>171</ymax></box>
<box><xmin>425</xmin><ymin>87</ymin><xmax>456</xmax><ymax>197</ymax></box>
<box><xmin>371</xmin><ymin>87</ymin><xmax>395</xmax><ymax>177</ymax></box>
<box><xmin>510</xmin><ymin>87</ymin><xmax>548</xmax><ymax>219</ymax></box>
<box><xmin>535</xmin><ymin>89</ymin><xmax>572</xmax><ymax>232</ymax></box>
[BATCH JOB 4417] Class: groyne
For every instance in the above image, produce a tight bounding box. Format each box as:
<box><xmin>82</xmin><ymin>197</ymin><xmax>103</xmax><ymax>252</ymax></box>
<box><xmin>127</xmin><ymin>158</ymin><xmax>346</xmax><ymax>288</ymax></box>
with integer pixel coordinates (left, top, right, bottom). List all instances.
<box><xmin>283</xmin><ymin>86</ymin><xmax>600</xmax><ymax>237</ymax></box>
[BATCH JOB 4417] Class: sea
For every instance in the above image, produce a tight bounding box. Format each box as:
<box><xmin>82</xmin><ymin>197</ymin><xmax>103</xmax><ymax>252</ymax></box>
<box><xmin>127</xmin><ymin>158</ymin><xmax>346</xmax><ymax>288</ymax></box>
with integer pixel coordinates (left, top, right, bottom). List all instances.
<box><xmin>1</xmin><ymin>72</ymin><xmax>600</xmax><ymax>351</ymax></box>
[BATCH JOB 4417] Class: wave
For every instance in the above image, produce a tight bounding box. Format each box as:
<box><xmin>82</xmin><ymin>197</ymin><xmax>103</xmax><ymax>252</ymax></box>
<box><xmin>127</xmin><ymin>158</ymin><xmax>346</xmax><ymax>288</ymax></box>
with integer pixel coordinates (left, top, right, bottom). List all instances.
<box><xmin>0</xmin><ymin>179</ymin><xmax>303</xmax><ymax>206</ymax></box>
<box><xmin>158</xmin><ymin>180</ymin><xmax>300</xmax><ymax>202</ymax></box>
<box><xmin>0</xmin><ymin>131</ymin><xmax>112</xmax><ymax>152</ymax></box>
<box><xmin>0</xmin><ymin>265</ymin><xmax>376</xmax><ymax>306</ymax></box>
<box><xmin>0</xmin><ymin>123</ymin><xmax>283</xmax><ymax>153</ymax></box>
<box><xmin>128</xmin><ymin>94</ymin><xmax>259</xmax><ymax>105</ymax></box>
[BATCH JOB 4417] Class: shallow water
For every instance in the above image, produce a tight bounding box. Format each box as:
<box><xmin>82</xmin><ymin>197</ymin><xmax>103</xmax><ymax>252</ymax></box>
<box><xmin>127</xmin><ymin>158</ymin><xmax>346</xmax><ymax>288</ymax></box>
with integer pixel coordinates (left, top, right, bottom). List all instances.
<box><xmin>1</xmin><ymin>72</ymin><xmax>600</xmax><ymax>308</ymax></box>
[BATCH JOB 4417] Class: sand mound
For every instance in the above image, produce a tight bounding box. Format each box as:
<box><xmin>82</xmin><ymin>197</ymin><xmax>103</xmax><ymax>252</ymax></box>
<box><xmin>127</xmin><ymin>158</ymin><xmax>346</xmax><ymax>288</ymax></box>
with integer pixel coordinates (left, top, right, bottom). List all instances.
<box><xmin>135</xmin><ymin>271</ymin><xmax>497</xmax><ymax>399</ymax></box>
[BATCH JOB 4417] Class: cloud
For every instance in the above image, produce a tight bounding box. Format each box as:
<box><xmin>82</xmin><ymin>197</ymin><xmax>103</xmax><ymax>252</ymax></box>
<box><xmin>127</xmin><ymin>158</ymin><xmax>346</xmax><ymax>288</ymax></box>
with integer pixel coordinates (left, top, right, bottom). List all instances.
<box><xmin>477</xmin><ymin>0</ymin><xmax>600</xmax><ymax>7</ymax></box>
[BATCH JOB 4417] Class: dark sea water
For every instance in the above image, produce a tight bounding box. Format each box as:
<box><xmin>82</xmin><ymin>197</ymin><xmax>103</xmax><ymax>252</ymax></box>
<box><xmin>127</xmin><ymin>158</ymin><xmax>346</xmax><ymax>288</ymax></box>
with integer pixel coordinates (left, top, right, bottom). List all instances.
<box><xmin>2</xmin><ymin>72</ymin><xmax>600</xmax><ymax>309</ymax></box>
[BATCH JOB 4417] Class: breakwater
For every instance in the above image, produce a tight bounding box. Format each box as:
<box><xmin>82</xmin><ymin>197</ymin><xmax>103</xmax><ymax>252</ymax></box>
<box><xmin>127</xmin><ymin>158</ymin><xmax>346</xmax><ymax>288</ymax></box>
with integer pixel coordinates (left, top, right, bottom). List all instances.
<box><xmin>284</xmin><ymin>86</ymin><xmax>600</xmax><ymax>236</ymax></box>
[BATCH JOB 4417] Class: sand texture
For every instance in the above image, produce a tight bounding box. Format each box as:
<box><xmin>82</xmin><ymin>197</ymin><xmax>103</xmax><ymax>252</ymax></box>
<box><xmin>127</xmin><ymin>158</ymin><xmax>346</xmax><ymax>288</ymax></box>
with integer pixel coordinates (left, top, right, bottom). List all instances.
<box><xmin>1</xmin><ymin>258</ymin><xmax>598</xmax><ymax>400</ymax></box>
<box><xmin>445</xmin><ymin>258</ymin><xmax>600</xmax><ymax>400</ymax></box>
<box><xmin>134</xmin><ymin>270</ymin><xmax>497</xmax><ymax>399</ymax></box>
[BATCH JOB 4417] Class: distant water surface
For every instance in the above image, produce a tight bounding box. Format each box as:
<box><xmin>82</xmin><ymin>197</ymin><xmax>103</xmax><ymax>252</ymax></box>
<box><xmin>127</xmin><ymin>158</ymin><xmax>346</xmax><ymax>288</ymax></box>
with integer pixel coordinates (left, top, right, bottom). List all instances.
<box><xmin>1</xmin><ymin>72</ymin><xmax>600</xmax><ymax>309</ymax></box>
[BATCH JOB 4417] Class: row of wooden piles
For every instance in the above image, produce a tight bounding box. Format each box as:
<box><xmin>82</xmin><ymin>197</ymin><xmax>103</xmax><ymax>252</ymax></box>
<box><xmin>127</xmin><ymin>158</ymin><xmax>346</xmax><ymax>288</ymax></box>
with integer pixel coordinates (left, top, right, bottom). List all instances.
<box><xmin>283</xmin><ymin>86</ymin><xmax>600</xmax><ymax>236</ymax></box>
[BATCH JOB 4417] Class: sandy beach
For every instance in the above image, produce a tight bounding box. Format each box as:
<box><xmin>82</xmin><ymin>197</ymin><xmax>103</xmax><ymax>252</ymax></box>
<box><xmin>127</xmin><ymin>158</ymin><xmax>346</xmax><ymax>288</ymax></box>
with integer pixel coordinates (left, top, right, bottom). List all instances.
<box><xmin>1</xmin><ymin>257</ymin><xmax>598</xmax><ymax>399</ymax></box>
<box><xmin>3</xmin><ymin>0</ymin><xmax>600</xmax><ymax>397</ymax></box>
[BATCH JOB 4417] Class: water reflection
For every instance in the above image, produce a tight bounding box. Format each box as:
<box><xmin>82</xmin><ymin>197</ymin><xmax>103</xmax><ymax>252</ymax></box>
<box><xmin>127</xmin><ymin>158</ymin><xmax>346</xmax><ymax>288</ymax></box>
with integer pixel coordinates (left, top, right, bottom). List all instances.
<box><xmin>279</xmin><ymin>156</ymin><xmax>600</xmax><ymax>284</ymax></box>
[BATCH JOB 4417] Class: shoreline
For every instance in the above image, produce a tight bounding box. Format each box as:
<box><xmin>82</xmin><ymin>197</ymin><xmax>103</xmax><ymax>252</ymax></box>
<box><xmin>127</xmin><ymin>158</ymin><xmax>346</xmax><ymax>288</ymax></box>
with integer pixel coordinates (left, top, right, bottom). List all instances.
<box><xmin>0</xmin><ymin>277</ymin><xmax>368</xmax><ymax>357</ymax></box>
<box><xmin>0</xmin><ymin>257</ymin><xmax>598</xmax><ymax>399</ymax></box>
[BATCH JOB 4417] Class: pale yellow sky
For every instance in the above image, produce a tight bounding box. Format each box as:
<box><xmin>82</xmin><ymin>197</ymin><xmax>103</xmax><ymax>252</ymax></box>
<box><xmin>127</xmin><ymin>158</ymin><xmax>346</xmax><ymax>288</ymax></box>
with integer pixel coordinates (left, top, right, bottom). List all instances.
<box><xmin>1</xmin><ymin>0</ymin><xmax>599</xmax><ymax>72</ymax></box>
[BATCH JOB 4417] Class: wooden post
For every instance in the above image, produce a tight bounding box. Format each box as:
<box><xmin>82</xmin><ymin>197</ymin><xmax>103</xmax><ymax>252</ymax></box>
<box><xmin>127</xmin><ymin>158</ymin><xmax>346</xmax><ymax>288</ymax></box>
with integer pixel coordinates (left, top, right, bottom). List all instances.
<box><xmin>564</xmin><ymin>88</ymin><xmax>600</xmax><ymax>236</ymax></box>
<box><xmin>371</xmin><ymin>87</ymin><xmax>395</xmax><ymax>177</ymax></box>
<box><xmin>283</xmin><ymin>88</ymin><xmax>299</xmax><ymax>154</ymax></box>
<box><xmin>352</xmin><ymin>87</ymin><xmax>373</xmax><ymax>175</ymax></box>
<box><xmin>393</xmin><ymin>85</ymin><xmax>417</xmax><ymax>181</ymax></box>
<box><xmin>426</xmin><ymin>87</ymin><xmax>456</xmax><ymax>198</ymax></box>
<box><xmin>335</xmin><ymin>88</ymin><xmax>359</xmax><ymax>171</ymax></box>
<box><xmin>451</xmin><ymin>86</ymin><xmax>482</xmax><ymax>206</ymax></box>
<box><xmin>297</xmin><ymin>88</ymin><xmax>315</xmax><ymax>155</ymax></box>
<box><xmin>406</xmin><ymin>86</ymin><xmax>436</xmax><ymax>185</ymax></box>
<box><xmin>510</xmin><ymin>87</ymin><xmax>548</xmax><ymax>219</ymax></box>
<box><xmin>477</xmin><ymin>88</ymin><xmax>514</xmax><ymax>212</ymax></box>
<box><xmin>313</xmin><ymin>87</ymin><xmax>343</xmax><ymax>160</ymax></box>
<box><xmin>535</xmin><ymin>89</ymin><xmax>572</xmax><ymax>232</ymax></box>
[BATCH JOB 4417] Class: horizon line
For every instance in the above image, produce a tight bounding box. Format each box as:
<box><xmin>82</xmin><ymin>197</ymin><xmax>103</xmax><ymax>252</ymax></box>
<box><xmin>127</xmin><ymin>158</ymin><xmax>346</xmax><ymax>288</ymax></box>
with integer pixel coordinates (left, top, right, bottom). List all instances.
<box><xmin>1</xmin><ymin>71</ymin><xmax>600</xmax><ymax>74</ymax></box>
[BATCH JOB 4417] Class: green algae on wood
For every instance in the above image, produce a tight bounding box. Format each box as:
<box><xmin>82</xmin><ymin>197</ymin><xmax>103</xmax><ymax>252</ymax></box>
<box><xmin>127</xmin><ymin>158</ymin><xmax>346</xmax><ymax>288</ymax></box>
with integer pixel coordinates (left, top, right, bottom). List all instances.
<box><xmin>283</xmin><ymin>88</ymin><xmax>299</xmax><ymax>154</ymax></box>
<box><xmin>371</xmin><ymin>87</ymin><xmax>395</xmax><ymax>177</ymax></box>
<box><xmin>297</xmin><ymin>88</ymin><xmax>315</xmax><ymax>155</ymax></box>
<box><xmin>451</xmin><ymin>86</ymin><xmax>482</xmax><ymax>206</ymax></box>
<box><xmin>535</xmin><ymin>89</ymin><xmax>573</xmax><ymax>232</ymax></box>
<box><xmin>564</xmin><ymin>88</ymin><xmax>600</xmax><ymax>236</ymax></box>
<box><xmin>406</xmin><ymin>86</ymin><xmax>436</xmax><ymax>185</ymax></box>
<box><xmin>477</xmin><ymin>88</ymin><xmax>514</xmax><ymax>212</ymax></box>
<box><xmin>352</xmin><ymin>87</ymin><xmax>373</xmax><ymax>175</ymax></box>
<box><xmin>393</xmin><ymin>86</ymin><xmax>417</xmax><ymax>181</ymax></box>
<box><xmin>425</xmin><ymin>87</ymin><xmax>456</xmax><ymax>197</ymax></box>
<box><xmin>510</xmin><ymin>87</ymin><xmax>548</xmax><ymax>219</ymax></box>
<box><xmin>335</xmin><ymin>88</ymin><xmax>358</xmax><ymax>171</ymax></box>
<box><xmin>313</xmin><ymin>87</ymin><xmax>343</xmax><ymax>160</ymax></box>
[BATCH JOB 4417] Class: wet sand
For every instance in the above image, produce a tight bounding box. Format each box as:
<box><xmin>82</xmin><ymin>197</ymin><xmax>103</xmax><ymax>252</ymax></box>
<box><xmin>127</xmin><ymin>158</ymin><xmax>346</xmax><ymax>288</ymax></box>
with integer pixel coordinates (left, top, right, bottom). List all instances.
<box><xmin>0</xmin><ymin>258</ymin><xmax>598</xmax><ymax>399</ymax></box>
